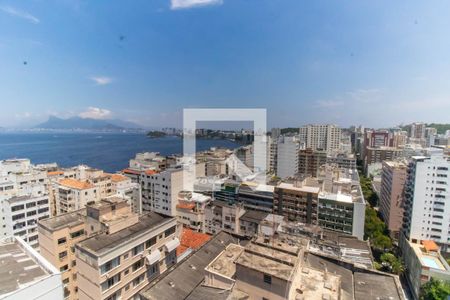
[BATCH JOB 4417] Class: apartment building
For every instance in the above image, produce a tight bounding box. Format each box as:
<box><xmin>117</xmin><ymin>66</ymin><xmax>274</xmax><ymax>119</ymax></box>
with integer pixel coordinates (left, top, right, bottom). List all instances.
<box><xmin>140</xmin><ymin>168</ymin><xmax>183</xmax><ymax>216</ymax></box>
<box><xmin>402</xmin><ymin>149</ymin><xmax>450</xmax><ymax>252</ymax></box>
<box><xmin>39</xmin><ymin>198</ymin><xmax>180</xmax><ymax>300</ymax></box>
<box><xmin>75</xmin><ymin>208</ymin><xmax>179</xmax><ymax>300</ymax></box>
<box><xmin>109</xmin><ymin>173</ymin><xmax>142</xmax><ymax>214</ymax></box>
<box><xmin>298</xmin><ymin>148</ymin><xmax>327</xmax><ymax>178</ymax></box>
<box><xmin>56</xmin><ymin>178</ymin><xmax>99</xmax><ymax>214</ymax></box>
<box><xmin>129</xmin><ymin>152</ymin><xmax>166</xmax><ymax>171</ymax></box>
<box><xmin>274</xmin><ymin>181</ymin><xmax>320</xmax><ymax>224</ymax></box>
<box><xmin>379</xmin><ymin>160</ymin><xmax>408</xmax><ymax>239</ymax></box>
<box><xmin>204</xmin><ymin>200</ymin><xmax>246</xmax><ymax>235</ymax></box>
<box><xmin>317</xmin><ymin>167</ymin><xmax>366</xmax><ymax>240</ymax></box>
<box><xmin>38</xmin><ymin>210</ymin><xmax>87</xmax><ymax>300</ymax></box>
<box><xmin>176</xmin><ymin>191</ymin><xmax>211</xmax><ymax>232</ymax></box>
<box><xmin>237</xmin><ymin>181</ymin><xmax>274</xmax><ymax>213</ymax></box>
<box><xmin>276</xmin><ymin>136</ymin><xmax>300</xmax><ymax>179</ymax></box>
<box><xmin>0</xmin><ymin>159</ymin><xmax>51</xmax><ymax>248</ymax></box>
<box><xmin>399</xmin><ymin>238</ymin><xmax>450</xmax><ymax>300</ymax></box>
<box><xmin>299</xmin><ymin>124</ymin><xmax>341</xmax><ymax>152</ymax></box>
<box><xmin>0</xmin><ymin>236</ymin><xmax>63</xmax><ymax>300</ymax></box>
<box><xmin>364</xmin><ymin>146</ymin><xmax>404</xmax><ymax>172</ymax></box>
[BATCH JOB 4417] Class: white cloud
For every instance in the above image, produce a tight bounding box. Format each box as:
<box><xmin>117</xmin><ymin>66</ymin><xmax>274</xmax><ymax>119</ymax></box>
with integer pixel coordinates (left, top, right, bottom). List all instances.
<box><xmin>315</xmin><ymin>100</ymin><xmax>344</xmax><ymax>108</ymax></box>
<box><xmin>0</xmin><ymin>6</ymin><xmax>40</xmax><ymax>24</ymax></box>
<box><xmin>89</xmin><ymin>76</ymin><xmax>113</xmax><ymax>86</ymax></box>
<box><xmin>170</xmin><ymin>0</ymin><xmax>223</xmax><ymax>10</ymax></box>
<box><xmin>79</xmin><ymin>107</ymin><xmax>112</xmax><ymax>120</ymax></box>
<box><xmin>347</xmin><ymin>88</ymin><xmax>382</xmax><ymax>103</ymax></box>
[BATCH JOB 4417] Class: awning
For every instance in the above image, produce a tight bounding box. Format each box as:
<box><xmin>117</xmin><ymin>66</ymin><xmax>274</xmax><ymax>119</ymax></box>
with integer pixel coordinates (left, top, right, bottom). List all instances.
<box><xmin>164</xmin><ymin>238</ymin><xmax>180</xmax><ymax>252</ymax></box>
<box><xmin>146</xmin><ymin>250</ymin><xmax>161</xmax><ymax>265</ymax></box>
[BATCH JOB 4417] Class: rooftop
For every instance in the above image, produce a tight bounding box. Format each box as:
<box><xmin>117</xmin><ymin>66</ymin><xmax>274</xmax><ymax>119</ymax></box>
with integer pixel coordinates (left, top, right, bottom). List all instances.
<box><xmin>277</xmin><ymin>182</ymin><xmax>320</xmax><ymax>194</ymax></box>
<box><xmin>0</xmin><ymin>237</ymin><xmax>57</xmax><ymax>297</ymax></box>
<box><xmin>409</xmin><ymin>241</ymin><xmax>449</xmax><ymax>271</ymax></box>
<box><xmin>109</xmin><ymin>173</ymin><xmax>128</xmax><ymax>182</ymax></box>
<box><xmin>354</xmin><ymin>272</ymin><xmax>402</xmax><ymax>300</ymax></box>
<box><xmin>177</xmin><ymin>228</ymin><xmax>211</xmax><ymax>257</ymax></box>
<box><xmin>38</xmin><ymin>210</ymin><xmax>85</xmax><ymax>232</ymax></box>
<box><xmin>319</xmin><ymin>191</ymin><xmax>353</xmax><ymax>203</ymax></box>
<box><xmin>77</xmin><ymin>212</ymin><xmax>172</xmax><ymax>256</ymax></box>
<box><xmin>140</xmin><ymin>231</ymin><xmax>238</xmax><ymax>300</ymax></box>
<box><xmin>58</xmin><ymin>178</ymin><xmax>94</xmax><ymax>190</ymax></box>
<box><xmin>205</xmin><ymin>243</ymin><xmax>244</xmax><ymax>278</ymax></box>
<box><xmin>240</xmin><ymin>210</ymin><xmax>269</xmax><ymax>223</ymax></box>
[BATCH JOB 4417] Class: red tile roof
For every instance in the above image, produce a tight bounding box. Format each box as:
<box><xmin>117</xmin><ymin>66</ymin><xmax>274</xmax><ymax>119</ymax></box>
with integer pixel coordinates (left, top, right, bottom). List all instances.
<box><xmin>176</xmin><ymin>228</ymin><xmax>211</xmax><ymax>257</ymax></box>
<box><xmin>122</xmin><ymin>168</ymin><xmax>141</xmax><ymax>175</ymax></box>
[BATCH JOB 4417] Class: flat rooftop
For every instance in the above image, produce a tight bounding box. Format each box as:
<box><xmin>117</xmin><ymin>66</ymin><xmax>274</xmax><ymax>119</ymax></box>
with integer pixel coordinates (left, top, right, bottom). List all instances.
<box><xmin>240</xmin><ymin>210</ymin><xmax>269</xmax><ymax>223</ymax></box>
<box><xmin>277</xmin><ymin>182</ymin><xmax>320</xmax><ymax>194</ymax></box>
<box><xmin>235</xmin><ymin>248</ymin><xmax>296</xmax><ymax>281</ymax></box>
<box><xmin>410</xmin><ymin>242</ymin><xmax>449</xmax><ymax>271</ymax></box>
<box><xmin>206</xmin><ymin>244</ymin><xmax>244</xmax><ymax>278</ymax></box>
<box><xmin>39</xmin><ymin>210</ymin><xmax>85</xmax><ymax>232</ymax></box>
<box><xmin>0</xmin><ymin>238</ymin><xmax>50</xmax><ymax>296</ymax></box>
<box><xmin>78</xmin><ymin>212</ymin><xmax>172</xmax><ymax>256</ymax></box>
<box><xmin>140</xmin><ymin>231</ymin><xmax>238</xmax><ymax>300</ymax></box>
<box><xmin>319</xmin><ymin>192</ymin><xmax>353</xmax><ymax>203</ymax></box>
<box><xmin>293</xmin><ymin>266</ymin><xmax>340</xmax><ymax>300</ymax></box>
<box><xmin>354</xmin><ymin>272</ymin><xmax>402</xmax><ymax>300</ymax></box>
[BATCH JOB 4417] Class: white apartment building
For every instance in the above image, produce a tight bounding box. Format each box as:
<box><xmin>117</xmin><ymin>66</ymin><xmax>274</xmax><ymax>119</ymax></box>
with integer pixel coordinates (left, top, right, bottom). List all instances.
<box><xmin>276</xmin><ymin>136</ymin><xmax>300</xmax><ymax>179</ymax></box>
<box><xmin>109</xmin><ymin>174</ymin><xmax>142</xmax><ymax>214</ymax></box>
<box><xmin>129</xmin><ymin>152</ymin><xmax>166</xmax><ymax>171</ymax></box>
<box><xmin>403</xmin><ymin>149</ymin><xmax>450</xmax><ymax>252</ymax></box>
<box><xmin>299</xmin><ymin>124</ymin><xmax>341</xmax><ymax>152</ymax></box>
<box><xmin>0</xmin><ymin>159</ymin><xmax>51</xmax><ymax>248</ymax></box>
<box><xmin>141</xmin><ymin>168</ymin><xmax>183</xmax><ymax>216</ymax></box>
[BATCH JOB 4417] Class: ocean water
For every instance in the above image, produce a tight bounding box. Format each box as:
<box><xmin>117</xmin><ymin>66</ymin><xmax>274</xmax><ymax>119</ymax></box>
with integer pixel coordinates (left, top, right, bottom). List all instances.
<box><xmin>0</xmin><ymin>133</ymin><xmax>240</xmax><ymax>173</ymax></box>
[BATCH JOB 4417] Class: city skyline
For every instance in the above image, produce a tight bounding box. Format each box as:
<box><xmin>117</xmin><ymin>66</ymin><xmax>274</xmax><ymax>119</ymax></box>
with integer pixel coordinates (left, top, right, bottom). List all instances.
<box><xmin>2</xmin><ymin>1</ymin><xmax>450</xmax><ymax>128</ymax></box>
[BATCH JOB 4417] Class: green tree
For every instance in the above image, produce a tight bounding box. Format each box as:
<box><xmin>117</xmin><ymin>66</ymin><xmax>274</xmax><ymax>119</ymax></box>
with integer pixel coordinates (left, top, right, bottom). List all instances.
<box><xmin>380</xmin><ymin>253</ymin><xmax>405</xmax><ymax>275</ymax></box>
<box><xmin>420</xmin><ymin>278</ymin><xmax>450</xmax><ymax>300</ymax></box>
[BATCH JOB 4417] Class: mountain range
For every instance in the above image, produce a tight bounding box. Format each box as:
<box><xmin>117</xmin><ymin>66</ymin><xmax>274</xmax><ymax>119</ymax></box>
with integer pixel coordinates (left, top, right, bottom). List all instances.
<box><xmin>34</xmin><ymin>116</ymin><xmax>143</xmax><ymax>131</ymax></box>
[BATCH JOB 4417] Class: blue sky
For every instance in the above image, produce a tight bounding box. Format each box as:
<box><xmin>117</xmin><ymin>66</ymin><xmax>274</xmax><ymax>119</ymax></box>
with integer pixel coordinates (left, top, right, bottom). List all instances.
<box><xmin>1</xmin><ymin>0</ymin><xmax>450</xmax><ymax>129</ymax></box>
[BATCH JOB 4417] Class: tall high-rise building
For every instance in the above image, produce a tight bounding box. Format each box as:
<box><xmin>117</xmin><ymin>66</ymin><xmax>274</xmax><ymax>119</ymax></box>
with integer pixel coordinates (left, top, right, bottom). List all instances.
<box><xmin>379</xmin><ymin>160</ymin><xmax>408</xmax><ymax>239</ymax></box>
<box><xmin>402</xmin><ymin>149</ymin><xmax>450</xmax><ymax>252</ymax></box>
<box><xmin>298</xmin><ymin>124</ymin><xmax>341</xmax><ymax>152</ymax></box>
<box><xmin>409</xmin><ymin>122</ymin><xmax>426</xmax><ymax>139</ymax></box>
<box><xmin>276</xmin><ymin>136</ymin><xmax>300</xmax><ymax>179</ymax></box>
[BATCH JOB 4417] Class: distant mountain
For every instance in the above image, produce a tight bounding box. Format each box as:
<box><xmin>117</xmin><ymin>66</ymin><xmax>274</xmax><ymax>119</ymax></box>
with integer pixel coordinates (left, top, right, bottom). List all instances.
<box><xmin>34</xmin><ymin>116</ymin><xmax>142</xmax><ymax>131</ymax></box>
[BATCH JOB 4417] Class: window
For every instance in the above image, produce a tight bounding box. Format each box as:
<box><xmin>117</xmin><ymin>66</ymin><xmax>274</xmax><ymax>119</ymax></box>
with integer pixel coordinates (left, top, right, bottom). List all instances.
<box><xmin>146</xmin><ymin>236</ymin><xmax>157</xmax><ymax>248</ymax></box>
<box><xmin>263</xmin><ymin>274</ymin><xmax>272</xmax><ymax>284</ymax></box>
<box><xmin>27</xmin><ymin>210</ymin><xmax>37</xmax><ymax>217</ymax></box>
<box><xmin>100</xmin><ymin>256</ymin><xmax>120</xmax><ymax>274</ymax></box>
<box><xmin>70</xmin><ymin>229</ymin><xmax>84</xmax><ymax>239</ymax></box>
<box><xmin>132</xmin><ymin>274</ymin><xmax>144</xmax><ymax>287</ymax></box>
<box><xmin>12</xmin><ymin>213</ymin><xmax>25</xmax><ymax>221</ymax></box>
<box><xmin>59</xmin><ymin>251</ymin><xmax>68</xmax><ymax>260</ymax></box>
<box><xmin>164</xmin><ymin>226</ymin><xmax>176</xmax><ymax>237</ymax></box>
<box><xmin>132</xmin><ymin>259</ymin><xmax>144</xmax><ymax>272</ymax></box>
<box><xmin>37</xmin><ymin>199</ymin><xmax>48</xmax><ymax>205</ymax></box>
<box><xmin>58</xmin><ymin>237</ymin><xmax>67</xmax><ymax>245</ymax></box>
<box><xmin>132</xmin><ymin>244</ymin><xmax>144</xmax><ymax>256</ymax></box>
<box><xmin>11</xmin><ymin>205</ymin><xmax>24</xmax><ymax>212</ymax></box>
<box><xmin>38</xmin><ymin>207</ymin><xmax>49</xmax><ymax>214</ymax></box>
<box><xmin>60</xmin><ymin>264</ymin><xmax>68</xmax><ymax>272</ymax></box>
<box><xmin>101</xmin><ymin>273</ymin><xmax>121</xmax><ymax>291</ymax></box>
<box><xmin>26</xmin><ymin>202</ymin><xmax>36</xmax><ymax>208</ymax></box>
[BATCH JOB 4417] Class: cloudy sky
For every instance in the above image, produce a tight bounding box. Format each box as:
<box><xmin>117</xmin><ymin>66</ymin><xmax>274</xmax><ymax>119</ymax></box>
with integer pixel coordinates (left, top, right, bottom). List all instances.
<box><xmin>1</xmin><ymin>0</ymin><xmax>450</xmax><ymax>128</ymax></box>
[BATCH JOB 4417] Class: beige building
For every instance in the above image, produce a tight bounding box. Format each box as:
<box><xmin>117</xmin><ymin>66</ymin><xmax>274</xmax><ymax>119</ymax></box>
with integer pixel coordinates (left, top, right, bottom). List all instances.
<box><xmin>39</xmin><ymin>198</ymin><xmax>180</xmax><ymax>300</ymax></box>
<box><xmin>176</xmin><ymin>191</ymin><xmax>211</xmax><ymax>232</ymax></box>
<box><xmin>56</xmin><ymin>178</ymin><xmax>99</xmax><ymax>214</ymax></box>
<box><xmin>38</xmin><ymin>210</ymin><xmax>87</xmax><ymax>300</ymax></box>
<box><xmin>379</xmin><ymin>160</ymin><xmax>407</xmax><ymax>238</ymax></box>
<box><xmin>75</xmin><ymin>201</ymin><xmax>180</xmax><ymax>300</ymax></box>
<box><xmin>274</xmin><ymin>181</ymin><xmax>320</xmax><ymax>224</ymax></box>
